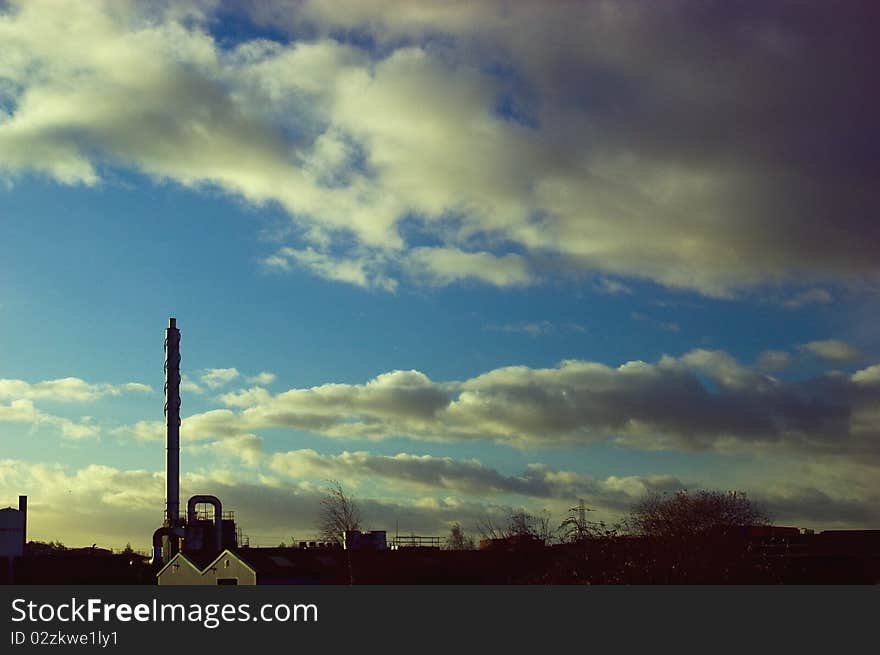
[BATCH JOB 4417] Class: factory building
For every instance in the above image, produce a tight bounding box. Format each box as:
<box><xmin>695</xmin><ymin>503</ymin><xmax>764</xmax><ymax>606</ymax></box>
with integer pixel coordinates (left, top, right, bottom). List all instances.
<box><xmin>158</xmin><ymin>530</ymin><xmax>393</xmax><ymax>585</ymax></box>
<box><xmin>157</xmin><ymin>548</ymin><xmax>341</xmax><ymax>585</ymax></box>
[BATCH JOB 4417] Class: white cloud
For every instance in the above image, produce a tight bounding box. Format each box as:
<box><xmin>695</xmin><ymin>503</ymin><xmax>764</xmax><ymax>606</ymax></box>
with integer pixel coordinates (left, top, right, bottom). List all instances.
<box><xmin>852</xmin><ymin>364</ymin><xmax>880</xmax><ymax>385</ymax></box>
<box><xmin>180</xmin><ymin>375</ymin><xmax>204</xmax><ymax>395</ymax></box>
<box><xmin>265</xmin><ymin>247</ymin><xmax>398</xmax><ymax>292</ymax></box>
<box><xmin>799</xmin><ymin>340</ymin><xmax>862</xmax><ymax>362</ymax></box>
<box><xmin>121</xmin><ymin>408</ymin><xmax>255</xmax><ymax>443</ymax></box>
<box><xmin>200</xmin><ymin>368</ymin><xmax>240</xmax><ymax>389</ymax></box>
<box><xmin>681</xmin><ymin>349</ymin><xmax>767</xmax><ymax>391</ymax></box>
<box><xmin>124</xmin><ymin>420</ymin><xmax>164</xmax><ymax>442</ymax></box>
<box><xmin>122</xmin><ymin>382</ymin><xmax>153</xmax><ymax>394</ymax></box>
<box><xmin>755</xmin><ymin>350</ymin><xmax>792</xmax><ymax>372</ymax></box>
<box><xmin>217</xmin><ymin>386</ymin><xmax>273</xmax><ymax>409</ymax></box>
<box><xmin>0</xmin><ymin>399</ymin><xmax>99</xmax><ymax>439</ymax></box>
<box><xmin>0</xmin><ymin>450</ymin><xmax>873</xmax><ymax>552</ymax></box>
<box><xmin>120</xmin><ymin>350</ymin><xmax>880</xmax><ymax>462</ymax></box>
<box><xmin>2</xmin><ymin>1</ymin><xmax>875</xmax><ymax>296</ymax></box>
<box><xmin>0</xmin><ymin>373</ymin><xmax>150</xmax><ymax>440</ymax></box>
<box><xmin>0</xmin><ymin>399</ymin><xmax>41</xmax><ymax>423</ymax></box>
<box><xmin>246</xmin><ymin>372</ymin><xmax>276</xmax><ymax>386</ymax></box>
<box><xmin>183</xmin><ymin>409</ymin><xmax>243</xmax><ymax>440</ymax></box>
<box><xmin>405</xmin><ymin>247</ymin><xmax>534</xmax><ymax>288</ymax></box>
<box><xmin>784</xmin><ymin>288</ymin><xmax>833</xmax><ymax>309</ymax></box>
<box><xmin>0</xmin><ymin>458</ymin><xmax>502</xmax><ymax>549</ymax></box>
<box><xmin>0</xmin><ymin>376</ymin><xmax>152</xmax><ymax>402</ymax></box>
<box><xmin>594</xmin><ymin>277</ymin><xmax>633</xmax><ymax>295</ymax></box>
<box><xmin>189</xmin><ymin>434</ymin><xmax>264</xmax><ymax>467</ymax></box>
<box><xmin>267</xmin><ymin>448</ymin><xmax>684</xmax><ymax>510</ymax></box>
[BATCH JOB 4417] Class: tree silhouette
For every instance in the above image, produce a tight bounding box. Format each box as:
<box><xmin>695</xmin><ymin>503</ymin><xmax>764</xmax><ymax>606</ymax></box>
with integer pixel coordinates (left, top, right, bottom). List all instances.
<box><xmin>477</xmin><ymin>508</ymin><xmax>555</xmax><ymax>543</ymax></box>
<box><xmin>558</xmin><ymin>500</ymin><xmax>620</xmax><ymax>542</ymax></box>
<box><xmin>316</xmin><ymin>480</ymin><xmax>362</xmax><ymax>546</ymax></box>
<box><xmin>444</xmin><ymin>522</ymin><xmax>476</xmax><ymax>550</ymax></box>
<box><xmin>626</xmin><ymin>489</ymin><xmax>769</xmax><ymax>538</ymax></box>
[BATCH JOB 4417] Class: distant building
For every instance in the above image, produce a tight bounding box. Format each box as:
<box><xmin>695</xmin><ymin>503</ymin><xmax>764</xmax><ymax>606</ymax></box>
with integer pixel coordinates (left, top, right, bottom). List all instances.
<box><xmin>9</xmin><ymin>545</ymin><xmax>153</xmax><ymax>584</ymax></box>
<box><xmin>152</xmin><ymin>527</ymin><xmax>880</xmax><ymax>585</ymax></box>
<box><xmin>157</xmin><ymin>547</ymin><xmax>341</xmax><ymax>585</ymax></box>
<box><xmin>155</xmin><ymin>551</ymin><xmax>218</xmax><ymax>585</ymax></box>
<box><xmin>344</xmin><ymin>530</ymin><xmax>387</xmax><ymax>551</ymax></box>
<box><xmin>0</xmin><ymin>496</ymin><xmax>27</xmax><ymax>559</ymax></box>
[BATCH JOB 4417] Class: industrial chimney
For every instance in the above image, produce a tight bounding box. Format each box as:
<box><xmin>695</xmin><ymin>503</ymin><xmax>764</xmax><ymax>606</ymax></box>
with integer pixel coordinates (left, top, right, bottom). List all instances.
<box><xmin>18</xmin><ymin>495</ymin><xmax>26</xmax><ymax>555</ymax></box>
<box><xmin>151</xmin><ymin>317</ymin><xmax>238</xmax><ymax>566</ymax></box>
<box><xmin>165</xmin><ymin>317</ymin><xmax>181</xmax><ymax>528</ymax></box>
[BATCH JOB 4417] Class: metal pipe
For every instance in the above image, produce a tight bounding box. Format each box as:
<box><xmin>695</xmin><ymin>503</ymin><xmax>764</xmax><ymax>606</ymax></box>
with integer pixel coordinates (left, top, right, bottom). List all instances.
<box><xmin>187</xmin><ymin>495</ymin><xmax>223</xmax><ymax>553</ymax></box>
<box><xmin>151</xmin><ymin>527</ymin><xmax>176</xmax><ymax>565</ymax></box>
<box><xmin>164</xmin><ymin>317</ymin><xmax>181</xmax><ymax>527</ymax></box>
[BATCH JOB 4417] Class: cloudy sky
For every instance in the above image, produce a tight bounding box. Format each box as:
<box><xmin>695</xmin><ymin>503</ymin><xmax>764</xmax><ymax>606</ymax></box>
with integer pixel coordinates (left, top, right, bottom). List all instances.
<box><xmin>1</xmin><ymin>0</ymin><xmax>878</xmax><ymax>550</ymax></box>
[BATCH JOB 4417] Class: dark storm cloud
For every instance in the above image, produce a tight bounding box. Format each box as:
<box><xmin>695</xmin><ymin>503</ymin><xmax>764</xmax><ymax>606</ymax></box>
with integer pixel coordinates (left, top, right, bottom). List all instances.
<box><xmin>762</xmin><ymin>487</ymin><xmax>880</xmax><ymax>527</ymax></box>
<box><xmin>2</xmin><ymin>1</ymin><xmax>878</xmax><ymax>294</ymax></box>
<box><xmin>268</xmin><ymin>449</ymin><xmax>687</xmax><ymax>510</ymax></box>
<box><xmin>185</xmin><ymin>350</ymin><xmax>880</xmax><ymax>461</ymax></box>
<box><xmin>250</xmin><ymin>0</ymin><xmax>880</xmax><ymax>294</ymax></box>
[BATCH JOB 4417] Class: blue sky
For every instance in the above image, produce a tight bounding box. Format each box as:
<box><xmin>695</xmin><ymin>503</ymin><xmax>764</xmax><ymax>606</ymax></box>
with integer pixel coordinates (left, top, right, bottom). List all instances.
<box><xmin>1</xmin><ymin>1</ymin><xmax>879</xmax><ymax>549</ymax></box>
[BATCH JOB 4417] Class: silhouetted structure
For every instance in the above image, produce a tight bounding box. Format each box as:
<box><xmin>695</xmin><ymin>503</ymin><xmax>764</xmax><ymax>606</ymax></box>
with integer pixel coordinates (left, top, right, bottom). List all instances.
<box><xmin>2</xmin><ymin>542</ymin><xmax>153</xmax><ymax>584</ymax></box>
<box><xmin>6</xmin><ymin>318</ymin><xmax>877</xmax><ymax>585</ymax></box>
<box><xmin>344</xmin><ymin>530</ymin><xmax>387</xmax><ymax>551</ymax></box>
<box><xmin>390</xmin><ymin>535</ymin><xmax>441</xmax><ymax>550</ymax></box>
<box><xmin>151</xmin><ymin>318</ymin><xmax>238</xmax><ymax>566</ymax></box>
<box><xmin>158</xmin><ymin>548</ymin><xmax>341</xmax><ymax>585</ymax></box>
<box><xmin>0</xmin><ymin>496</ymin><xmax>27</xmax><ymax>559</ymax></box>
<box><xmin>154</xmin><ymin>528</ymin><xmax>880</xmax><ymax>585</ymax></box>
<box><xmin>0</xmin><ymin>496</ymin><xmax>27</xmax><ymax>582</ymax></box>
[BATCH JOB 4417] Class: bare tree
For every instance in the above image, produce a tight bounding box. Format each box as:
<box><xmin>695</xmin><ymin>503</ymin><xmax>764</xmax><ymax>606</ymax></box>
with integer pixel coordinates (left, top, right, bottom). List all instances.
<box><xmin>559</xmin><ymin>500</ymin><xmax>593</xmax><ymax>542</ymax></box>
<box><xmin>559</xmin><ymin>515</ymin><xmax>621</xmax><ymax>543</ymax></box>
<box><xmin>316</xmin><ymin>480</ymin><xmax>362</xmax><ymax>545</ymax></box>
<box><xmin>508</xmin><ymin>509</ymin><xmax>534</xmax><ymax>537</ymax></box>
<box><xmin>475</xmin><ymin>514</ymin><xmax>505</xmax><ymax>541</ymax></box>
<box><xmin>444</xmin><ymin>522</ymin><xmax>476</xmax><ymax>550</ymax></box>
<box><xmin>626</xmin><ymin>489</ymin><xmax>769</xmax><ymax>538</ymax></box>
<box><xmin>537</xmin><ymin>511</ymin><xmax>556</xmax><ymax>543</ymax></box>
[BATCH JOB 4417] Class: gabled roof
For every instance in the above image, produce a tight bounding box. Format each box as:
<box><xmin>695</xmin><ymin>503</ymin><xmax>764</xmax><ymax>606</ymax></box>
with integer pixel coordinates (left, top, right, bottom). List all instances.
<box><xmin>159</xmin><ymin>547</ymin><xmax>345</xmax><ymax>583</ymax></box>
<box><xmin>156</xmin><ymin>551</ymin><xmax>208</xmax><ymax>578</ymax></box>
<box><xmin>203</xmin><ymin>549</ymin><xmax>257</xmax><ymax>577</ymax></box>
<box><xmin>211</xmin><ymin>547</ymin><xmax>343</xmax><ymax>581</ymax></box>
<box><xmin>182</xmin><ymin>549</ymin><xmax>222</xmax><ymax>570</ymax></box>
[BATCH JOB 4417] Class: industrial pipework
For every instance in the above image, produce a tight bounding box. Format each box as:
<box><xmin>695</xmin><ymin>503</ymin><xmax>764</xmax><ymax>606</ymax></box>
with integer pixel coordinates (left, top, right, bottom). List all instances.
<box><xmin>151</xmin><ymin>318</ymin><xmax>237</xmax><ymax>566</ymax></box>
<box><xmin>151</xmin><ymin>527</ymin><xmax>177</xmax><ymax>564</ymax></box>
<box><xmin>187</xmin><ymin>495</ymin><xmax>223</xmax><ymax>554</ymax></box>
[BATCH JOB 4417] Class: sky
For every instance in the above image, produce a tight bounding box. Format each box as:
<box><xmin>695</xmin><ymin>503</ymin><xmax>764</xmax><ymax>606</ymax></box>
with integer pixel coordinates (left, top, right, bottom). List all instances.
<box><xmin>0</xmin><ymin>0</ymin><xmax>879</xmax><ymax>550</ymax></box>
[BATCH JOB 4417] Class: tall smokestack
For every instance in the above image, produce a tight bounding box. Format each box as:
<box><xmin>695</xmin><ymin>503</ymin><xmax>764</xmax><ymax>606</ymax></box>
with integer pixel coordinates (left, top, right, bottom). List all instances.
<box><xmin>164</xmin><ymin>317</ymin><xmax>181</xmax><ymax>527</ymax></box>
<box><xmin>18</xmin><ymin>495</ymin><xmax>27</xmax><ymax>555</ymax></box>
